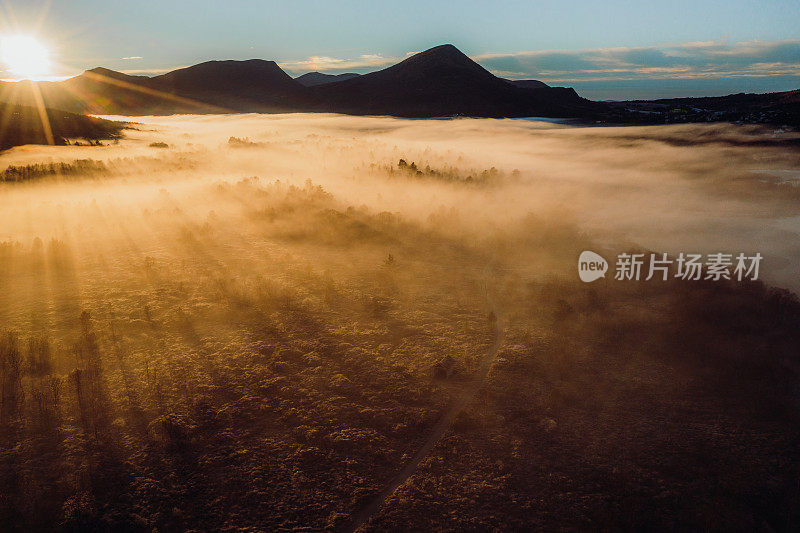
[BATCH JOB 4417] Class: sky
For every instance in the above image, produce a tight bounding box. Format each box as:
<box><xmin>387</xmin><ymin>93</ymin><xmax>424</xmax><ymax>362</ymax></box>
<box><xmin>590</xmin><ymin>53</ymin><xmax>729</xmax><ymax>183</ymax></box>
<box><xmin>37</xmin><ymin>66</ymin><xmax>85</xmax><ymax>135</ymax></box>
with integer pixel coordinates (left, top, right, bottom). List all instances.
<box><xmin>1</xmin><ymin>0</ymin><xmax>799</xmax><ymax>100</ymax></box>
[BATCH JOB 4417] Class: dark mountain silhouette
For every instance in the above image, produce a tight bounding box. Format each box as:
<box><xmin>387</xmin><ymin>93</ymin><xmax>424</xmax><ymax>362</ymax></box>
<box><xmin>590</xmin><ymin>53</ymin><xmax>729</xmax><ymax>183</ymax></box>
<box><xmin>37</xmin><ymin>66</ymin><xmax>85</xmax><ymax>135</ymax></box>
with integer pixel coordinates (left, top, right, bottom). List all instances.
<box><xmin>615</xmin><ymin>89</ymin><xmax>800</xmax><ymax>126</ymax></box>
<box><xmin>506</xmin><ymin>79</ymin><xmax>549</xmax><ymax>89</ymax></box>
<box><xmin>59</xmin><ymin>68</ymin><xmax>206</xmax><ymax>114</ymax></box>
<box><xmin>0</xmin><ymin>60</ymin><xmax>310</xmax><ymax>115</ymax></box>
<box><xmin>65</xmin><ymin>60</ymin><xmax>309</xmax><ymax>114</ymax></box>
<box><xmin>0</xmin><ymin>45</ymin><xmax>602</xmax><ymax>119</ymax></box>
<box><xmin>0</xmin><ymin>43</ymin><xmax>794</xmax><ymax>125</ymax></box>
<box><xmin>295</xmin><ymin>72</ymin><xmax>360</xmax><ymax>87</ymax></box>
<box><xmin>0</xmin><ymin>69</ymin><xmax>216</xmax><ymax>115</ymax></box>
<box><xmin>309</xmin><ymin>44</ymin><xmax>601</xmax><ymax>117</ymax></box>
<box><xmin>83</xmin><ymin>67</ymin><xmax>150</xmax><ymax>83</ymax></box>
<box><xmin>147</xmin><ymin>59</ymin><xmax>308</xmax><ymax>111</ymax></box>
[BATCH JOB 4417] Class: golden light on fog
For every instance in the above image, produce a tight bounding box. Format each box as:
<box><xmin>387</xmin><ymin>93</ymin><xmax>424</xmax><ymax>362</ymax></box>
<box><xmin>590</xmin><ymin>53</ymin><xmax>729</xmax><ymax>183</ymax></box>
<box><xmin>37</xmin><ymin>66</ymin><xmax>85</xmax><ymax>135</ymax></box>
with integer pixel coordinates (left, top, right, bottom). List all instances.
<box><xmin>0</xmin><ymin>35</ymin><xmax>51</xmax><ymax>80</ymax></box>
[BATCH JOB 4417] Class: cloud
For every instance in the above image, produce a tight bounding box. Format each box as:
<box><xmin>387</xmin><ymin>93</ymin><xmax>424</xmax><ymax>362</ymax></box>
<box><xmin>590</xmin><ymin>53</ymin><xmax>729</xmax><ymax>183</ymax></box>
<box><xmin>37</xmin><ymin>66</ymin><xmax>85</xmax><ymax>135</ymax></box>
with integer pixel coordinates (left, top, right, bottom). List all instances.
<box><xmin>120</xmin><ymin>66</ymin><xmax>189</xmax><ymax>75</ymax></box>
<box><xmin>273</xmin><ymin>39</ymin><xmax>800</xmax><ymax>82</ymax></box>
<box><xmin>99</xmin><ymin>39</ymin><xmax>800</xmax><ymax>85</ymax></box>
<box><xmin>472</xmin><ymin>39</ymin><xmax>800</xmax><ymax>82</ymax></box>
<box><xmin>279</xmin><ymin>53</ymin><xmax>401</xmax><ymax>73</ymax></box>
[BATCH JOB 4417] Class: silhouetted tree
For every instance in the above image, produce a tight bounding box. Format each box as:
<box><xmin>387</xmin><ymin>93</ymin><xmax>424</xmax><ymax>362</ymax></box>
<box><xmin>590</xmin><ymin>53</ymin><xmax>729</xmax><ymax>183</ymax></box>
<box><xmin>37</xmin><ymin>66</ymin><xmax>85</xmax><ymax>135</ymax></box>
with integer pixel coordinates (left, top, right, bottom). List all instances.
<box><xmin>26</xmin><ymin>337</ymin><xmax>52</xmax><ymax>377</ymax></box>
<box><xmin>70</xmin><ymin>311</ymin><xmax>110</xmax><ymax>439</ymax></box>
<box><xmin>0</xmin><ymin>333</ymin><xmax>23</xmax><ymax>427</ymax></box>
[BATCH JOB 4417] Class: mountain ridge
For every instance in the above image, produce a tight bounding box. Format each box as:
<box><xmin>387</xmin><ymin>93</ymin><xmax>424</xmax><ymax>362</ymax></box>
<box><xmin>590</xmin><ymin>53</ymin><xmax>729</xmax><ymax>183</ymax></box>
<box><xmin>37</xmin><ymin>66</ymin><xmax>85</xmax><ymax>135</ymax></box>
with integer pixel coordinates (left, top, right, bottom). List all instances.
<box><xmin>0</xmin><ymin>44</ymin><xmax>602</xmax><ymax>118</ymax></box>
<box><xmin>0</xmin><ymin>44</ymin><xmax>796</xmax><ymax>125</ymax></box>
<box><xmin>295</xmin><ymin>72</ymin><xmax>360</xmax><ymax>87</ymax></box>
<box><xmin>307</xmin><ymin>44</ymin><xmax>601</xmax><ymax>117</ymax></box>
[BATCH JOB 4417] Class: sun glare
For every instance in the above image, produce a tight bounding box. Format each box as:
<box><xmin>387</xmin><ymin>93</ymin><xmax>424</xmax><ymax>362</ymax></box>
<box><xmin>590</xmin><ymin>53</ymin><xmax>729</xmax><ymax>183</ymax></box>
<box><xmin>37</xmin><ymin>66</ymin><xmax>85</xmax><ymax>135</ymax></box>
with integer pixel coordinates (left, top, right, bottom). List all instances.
<box><xmin>0</xmin><ymin>35</ymin><xmax>51</xmax><ymax>80</ymax></box>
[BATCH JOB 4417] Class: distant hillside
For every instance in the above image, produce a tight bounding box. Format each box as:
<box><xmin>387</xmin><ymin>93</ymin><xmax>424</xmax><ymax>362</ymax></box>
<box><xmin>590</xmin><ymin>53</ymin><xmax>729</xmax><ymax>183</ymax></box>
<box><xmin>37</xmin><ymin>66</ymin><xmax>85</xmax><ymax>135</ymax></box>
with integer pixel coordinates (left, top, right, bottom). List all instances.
<box><xmin>295</xmin><ymin>72</ymin><xmax>360</xmax><ymax>87</ymax></box>
<box><xmin>59</xmin><ymin>68</ymin><xmax>204</xmax><ymax>114</ymax></box>
<box><xmin>309</xmin><ymin>44</ymin><xmax>602</xmax><ymax>118</ymax></box>
<box><xmin>505</xmin><ymin>79</ymin><xmax>550</xmax><ymax>89</ymax></box>
<box><xmin>0</xmin><ymin>45</ymin><xmax>603</xmax><ymax>119</ymax></box>
<box><xmin>0</xmin><ymin>60</ymin><xmax>310</xmax><ymax>115</ymax></box>
<box><xmin>148</xmin><ymin>59</ymin><xmax>308</xmax><ymax>112</ymax></box>
<box><xmin>0</xmin><ymin>102</ymin><xmax>124</xmax><ymax>151</ymax></box>
<box><xmin>0</xmin><ymin>44</ymin><xmax>795</xmax><ymax>125</ymax></box>
<box><xmin>617</xmin><ymin>90</ymin><xmax>800</xmax><ymax>126</ymax></box>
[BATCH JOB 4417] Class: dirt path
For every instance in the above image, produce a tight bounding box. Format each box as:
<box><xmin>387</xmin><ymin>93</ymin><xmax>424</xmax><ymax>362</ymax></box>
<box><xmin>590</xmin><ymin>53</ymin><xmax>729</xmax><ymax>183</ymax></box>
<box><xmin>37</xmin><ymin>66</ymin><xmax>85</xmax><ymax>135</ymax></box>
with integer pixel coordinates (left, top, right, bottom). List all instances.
<box><xmin>343</xmin><ymin>285</ymin><xmax>504</xmax><ymax>532</ymax></box>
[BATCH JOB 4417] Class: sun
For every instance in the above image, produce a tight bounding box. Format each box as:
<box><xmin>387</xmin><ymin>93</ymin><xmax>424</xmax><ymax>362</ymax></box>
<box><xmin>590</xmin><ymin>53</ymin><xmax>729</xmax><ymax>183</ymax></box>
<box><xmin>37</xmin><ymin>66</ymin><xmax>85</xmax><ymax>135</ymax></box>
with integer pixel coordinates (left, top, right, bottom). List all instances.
<box><xmin>1</xmin><ymin>35</ymin><xmax>51</xmax><ymax>80</ymax></box>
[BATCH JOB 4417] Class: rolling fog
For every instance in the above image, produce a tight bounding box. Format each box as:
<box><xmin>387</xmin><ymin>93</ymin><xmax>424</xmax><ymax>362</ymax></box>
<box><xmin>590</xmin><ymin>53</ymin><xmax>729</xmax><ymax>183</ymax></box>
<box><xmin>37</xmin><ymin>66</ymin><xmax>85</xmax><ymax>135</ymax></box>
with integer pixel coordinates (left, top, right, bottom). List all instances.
<box><xmin>2</xmin><ymin>113</ymin><xmax>799</xmax><ymax>293</ymax></box>
<box><xmin>2</xmin><ymin>113</ymin><xmax>800</xmax><ymax>531</ymax></box>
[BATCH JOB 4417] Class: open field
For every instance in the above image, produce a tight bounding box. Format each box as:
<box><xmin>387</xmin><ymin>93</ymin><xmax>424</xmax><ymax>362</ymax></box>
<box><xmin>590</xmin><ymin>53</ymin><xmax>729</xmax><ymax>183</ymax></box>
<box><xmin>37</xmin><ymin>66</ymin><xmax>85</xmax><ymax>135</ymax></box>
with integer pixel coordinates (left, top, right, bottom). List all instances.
<box><xmin>1</xmin><ymin>114</ymin><xmax>800</xmax><ymax>530</ymax></box>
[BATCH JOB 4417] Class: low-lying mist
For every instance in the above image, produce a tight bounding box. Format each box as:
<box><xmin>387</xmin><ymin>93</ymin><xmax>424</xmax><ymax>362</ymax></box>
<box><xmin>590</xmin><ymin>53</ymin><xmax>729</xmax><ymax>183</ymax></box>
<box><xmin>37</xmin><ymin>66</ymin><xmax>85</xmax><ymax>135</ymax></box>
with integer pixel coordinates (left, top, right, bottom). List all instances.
<box><xmin>2</xmin><ymin>113</ymin><xmax>800</xmax><ymax>289</ymax></box>
<box><xmin>2</xmin><ymin>113</ymin><xmax>800</xmax><ymax>531</ymax></box>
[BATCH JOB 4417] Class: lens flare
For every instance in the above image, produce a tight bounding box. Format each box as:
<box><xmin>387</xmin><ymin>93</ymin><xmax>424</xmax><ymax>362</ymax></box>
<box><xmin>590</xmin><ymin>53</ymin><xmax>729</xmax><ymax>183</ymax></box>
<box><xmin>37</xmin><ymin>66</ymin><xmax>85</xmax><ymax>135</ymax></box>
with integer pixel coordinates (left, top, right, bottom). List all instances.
<box><xmin>1</xmin><ymin>35</ymin><xmax>51</xmax><ymax>80</ymax></box>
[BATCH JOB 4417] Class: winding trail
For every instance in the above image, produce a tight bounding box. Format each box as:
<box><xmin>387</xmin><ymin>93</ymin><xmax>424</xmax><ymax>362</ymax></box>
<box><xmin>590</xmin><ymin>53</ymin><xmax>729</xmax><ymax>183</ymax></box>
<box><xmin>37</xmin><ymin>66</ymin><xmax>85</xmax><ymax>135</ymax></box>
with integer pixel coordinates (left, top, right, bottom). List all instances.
<box><xmin>343</xmin><ymin>277</ymin><xmax>504</xmax><ymax>532</ymax></box>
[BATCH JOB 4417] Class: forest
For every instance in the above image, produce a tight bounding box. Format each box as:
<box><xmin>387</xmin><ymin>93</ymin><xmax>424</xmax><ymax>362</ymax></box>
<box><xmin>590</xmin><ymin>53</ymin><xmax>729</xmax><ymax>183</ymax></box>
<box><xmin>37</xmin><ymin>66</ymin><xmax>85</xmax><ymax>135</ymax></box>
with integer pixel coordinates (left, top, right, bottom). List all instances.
<box><xmin>0</xmin><ymin>113</ymin><xmax>799</xmax><ymax>530</ymax></box>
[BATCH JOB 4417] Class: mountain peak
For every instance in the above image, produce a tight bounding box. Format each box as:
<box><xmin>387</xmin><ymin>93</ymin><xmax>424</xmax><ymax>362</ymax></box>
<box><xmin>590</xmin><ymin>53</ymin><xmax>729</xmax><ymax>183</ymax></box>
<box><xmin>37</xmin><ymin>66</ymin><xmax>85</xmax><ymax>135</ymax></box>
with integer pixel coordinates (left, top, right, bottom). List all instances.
<box><xmin>86</xmin><ymin>66</ymin><xmax>118</xmax><ymax>75</ymax></box>
<box><xmin>31</xmin><ymin>47</ymin><xmax>595</xmax><ymax>119</ymax></box>
<box><xmin>405</xmin><ymin>44</ymin><xmax>473</xmax><ymax>63</ymax></box>
<box><xmin>150</xmin><ymin>59</ymin><xmax>299</xmax><ymax>92</ymax></box>
<box><xmin>155</xmin><ymin>59</ymin><xmax>283</xmax><ymax>78</ymax></box>
<box><xmin>385</xmin><ymin>44</ymin><xmax>493</xmax><ymax>80</ymax></box>
<box><xmin>191</xmin><ymin>58</ymin><xmax>279</xmax><ymax>67</ymax></box>
<box><xmin>418</xmin><ymin>43</ymin><xmax>462</xmax><ymax>56</ymax></box>
<box><xmin>81</xmin><ymin>67</ymin><xmax>145</xmax><ymax>82</ymax></box>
